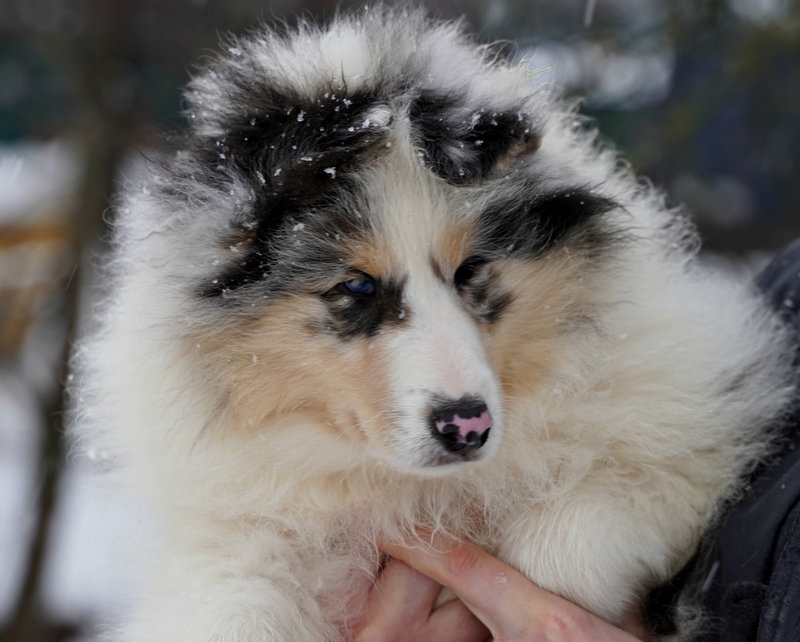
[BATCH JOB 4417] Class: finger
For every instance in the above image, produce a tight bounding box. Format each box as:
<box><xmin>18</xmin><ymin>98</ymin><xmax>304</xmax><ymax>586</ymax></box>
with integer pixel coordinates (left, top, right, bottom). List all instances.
<box><xmin>351</xmin><ymin>560</ymin><xmax>485</xmax><ymax>642</ymax></box>
<box><xmin>619</xmin><ymin>607</ymin><xmax>651</xmax><ymax>640</ymax></box>
<box><xmin>348</xmin><ymin>559</ymin><xmax>444</xmax><ymax>637</ymax></box>
<box><xmin>381</xmin><ymin>534</ymin><xmax>543</xmax><ymax>631</ymax></box>
<box><xmin>429</xmin><ymin>598</ymin><xmax>491</xmax><ymax>642</ymax></box>
<box><xmin>382</xmin><ymin>534</ymin><xmax>642</xmax><ymax>641</ymax></box>
<box><xmin>371</xmin><ymin>559</ymin><xmax>443</xmax><ymax>617</ymax></box>
<box><xmin>353</xmin><ymin>597</ymin><xmax>489</xmax><ymax>642</ymax></box>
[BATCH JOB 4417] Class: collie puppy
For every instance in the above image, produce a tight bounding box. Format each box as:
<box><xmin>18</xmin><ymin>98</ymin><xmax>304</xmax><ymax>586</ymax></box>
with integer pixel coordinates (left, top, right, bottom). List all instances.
<box><xmin>74</xmin><ymin>7</ymin><xmax>795</xmax><ymax>640</ymax></box>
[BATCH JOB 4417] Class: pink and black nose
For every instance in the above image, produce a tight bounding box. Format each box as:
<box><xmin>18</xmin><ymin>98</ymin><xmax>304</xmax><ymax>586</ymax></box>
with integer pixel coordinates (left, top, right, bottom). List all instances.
<box><xmin>429</xmin><ymin>396</ymin><xmax>492</xmax><ymax>455</ymax></box>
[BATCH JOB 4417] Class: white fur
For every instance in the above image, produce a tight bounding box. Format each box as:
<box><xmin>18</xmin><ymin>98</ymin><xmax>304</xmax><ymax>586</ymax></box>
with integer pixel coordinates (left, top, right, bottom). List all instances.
<box><xmin>72</xmin><ymin>8</ymin><xmax>795</xmax><ymax>641</ymax></box>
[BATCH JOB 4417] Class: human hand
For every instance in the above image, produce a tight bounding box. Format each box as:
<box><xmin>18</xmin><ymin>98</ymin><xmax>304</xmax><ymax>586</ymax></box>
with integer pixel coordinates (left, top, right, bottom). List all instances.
<box><xmin>347</xmin><ymin>532</ymin><xmax>649</xmax><ymax>641</ymax></box>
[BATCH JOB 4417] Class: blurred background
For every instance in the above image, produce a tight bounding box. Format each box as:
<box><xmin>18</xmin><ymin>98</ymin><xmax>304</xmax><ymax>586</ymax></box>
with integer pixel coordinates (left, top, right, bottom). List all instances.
<box><xmin>0</xmin><ymin>0</ymin><xmax>798</xmax><ymax>639</ymax></box>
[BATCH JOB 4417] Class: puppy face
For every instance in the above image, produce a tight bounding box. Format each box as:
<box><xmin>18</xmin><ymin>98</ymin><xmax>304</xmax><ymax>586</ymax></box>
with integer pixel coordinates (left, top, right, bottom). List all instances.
<box><xmin>144</xmin><ymin>17</ymin><xmax>618</xmax><ymax>475</ymax></box>
<box><xmin>219</xmin><ymin>173</ymin><xmax>506</xmax><ymax>474</ymax></box>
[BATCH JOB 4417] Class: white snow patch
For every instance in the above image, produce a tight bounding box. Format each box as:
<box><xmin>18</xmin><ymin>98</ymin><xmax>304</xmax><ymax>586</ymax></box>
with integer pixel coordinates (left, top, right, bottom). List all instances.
<box><xmin>0</xmin><ymin>141</ymin><xmax>80</xmax><ymax>223</ymax></box>
<box><xmin>0</xmin><ymin>373</ymin><xmax>39</xmax><ymax>621</ymax></box>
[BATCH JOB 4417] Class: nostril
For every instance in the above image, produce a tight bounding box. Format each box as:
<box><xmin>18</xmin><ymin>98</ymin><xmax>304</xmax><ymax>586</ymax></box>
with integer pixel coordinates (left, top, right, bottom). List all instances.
<box><xmin>430</xmin><ymin>396</ymin><xmax>492</xmax><ymax>454</ymax></box>
<box><xmin>465</xmin><ymin>430</ymin><xmax>483</xmax><ymax>444</ymax></box>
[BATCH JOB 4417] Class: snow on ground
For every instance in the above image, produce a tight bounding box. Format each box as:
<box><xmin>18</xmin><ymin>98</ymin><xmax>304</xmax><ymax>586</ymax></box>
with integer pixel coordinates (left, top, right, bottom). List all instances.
<box><xmin>0</xmin><ymin>371</ymin><xmax>39</xmax><ymax>622</ymax></box>
<box><xmin>0</xmin><ymin>367</ymin><xmax>142</xmax><ymax>635</ymax></box>
<box><xmin>0</xmin><ymin>140</ymin><xmax>80</xmax><ymax>224</ymax></box>
<box><xmin>41</xmin><ymin>457</ymin><xmax>144</xmax><ymax>628</ymax></box>
<box><xmin>1</xmin><ymin>140</ymin><xmax>138</xmax><ymax>636</ymax></box>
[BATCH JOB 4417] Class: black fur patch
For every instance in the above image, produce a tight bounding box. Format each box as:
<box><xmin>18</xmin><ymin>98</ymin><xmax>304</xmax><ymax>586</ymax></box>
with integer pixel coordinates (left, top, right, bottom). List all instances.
<box><xmin>188</xmin><ymin>89</ymin><xmax>393</xmax><ymax>299</ymax></box>
<box><xmin>454</xmin><ymin>257</ymin><xmax>512</xmax><ymax>324</ymax></box>
<box><xmin>212</xmin><ymin>88</ymin><xmax>390</xmax><ymax>209</ymax></box>
<box><xmin>199</xmin><ymin>194</ymin><xmax>365</xmax><ymax>299</ymax></box>
<box><xmin>319</xmin><ymin>275</ymin><xmax>408</xmax><ymax>338</ymax></box>
<box><xmin>408</xmin><ymin>91</ymin><xmax>538</xmax><ymax>186</ymax></box>
<box><xmin>453</xmin><ymin>255</ymin><xmax>488</xmax><ymax>289</ymax></box>
<box><xmin>478</xmin><ymin>187</ymin><xmax>618</xmax><ymax>258</ymax></box>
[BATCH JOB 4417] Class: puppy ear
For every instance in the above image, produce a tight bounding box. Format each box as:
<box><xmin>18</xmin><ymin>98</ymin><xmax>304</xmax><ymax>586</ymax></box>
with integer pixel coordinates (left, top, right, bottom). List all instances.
<box><xmin>408</xmin><ymin>92</ymin><xmax>541</xmax><ymax>185</ymax></box>
<box><xmin>182</xmin><ymin>33</ymin><xmax>294</xmax><ymax>139</ymax></box>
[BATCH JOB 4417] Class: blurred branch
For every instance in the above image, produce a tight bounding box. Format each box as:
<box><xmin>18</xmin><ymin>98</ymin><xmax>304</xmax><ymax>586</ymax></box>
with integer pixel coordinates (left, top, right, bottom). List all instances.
<box><xmin>1</xmin><ymin>1</ymin><xmax>134</xmax><ymax>640</ymax></box>
<box><xmin>3</xmin><ymin>118</ymin><xmax>122</xmax><ymax>642</ymax></box>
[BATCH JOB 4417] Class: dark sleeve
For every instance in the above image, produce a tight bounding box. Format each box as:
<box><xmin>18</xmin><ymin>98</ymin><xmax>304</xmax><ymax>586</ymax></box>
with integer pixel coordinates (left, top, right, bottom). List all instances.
<box><xmin>694</xmin><ymin>240</ymin><xmax>800</xmax><ymax>642</ymax></box>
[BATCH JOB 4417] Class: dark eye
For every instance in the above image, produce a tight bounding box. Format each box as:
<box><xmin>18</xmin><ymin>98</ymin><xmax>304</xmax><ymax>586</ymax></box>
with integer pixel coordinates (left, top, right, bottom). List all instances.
<box><xmin>454</xmin><ymin>256</ymin><xmax>488</xmax><ymax>288</ymax></box>
<box><xmin>342</xmin><ymin>275</ymin><xmax>376</xmax><ymax>297</ymax></box>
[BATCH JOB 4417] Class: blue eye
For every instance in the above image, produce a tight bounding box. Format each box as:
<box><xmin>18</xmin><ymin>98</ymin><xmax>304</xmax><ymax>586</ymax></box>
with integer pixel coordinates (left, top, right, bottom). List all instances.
<box><xmin>343</xmin><ymin>276</ymin><xmax>376</xmax><ymax>296</ymax></box>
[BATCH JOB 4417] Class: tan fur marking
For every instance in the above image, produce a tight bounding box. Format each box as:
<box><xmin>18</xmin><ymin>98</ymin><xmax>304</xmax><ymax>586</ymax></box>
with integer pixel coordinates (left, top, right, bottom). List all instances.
<box><xmin>199</xmin><ymin>297</ymin><xmax>395</xmax><ymax>448</ymax></box>
<box><xmin>433</xmin><ymin>223</ymin><xmax>473</xmax><ymax>280</ymax></box>
<box><xmin>488</xmin><ymin>249</ymin><xmax>596</xmax><ymax>398</ymax></box>
<box><xmin>345</xmin><ymin>236</ymin><xmax>393</xmax><ymax>279</ymax></box>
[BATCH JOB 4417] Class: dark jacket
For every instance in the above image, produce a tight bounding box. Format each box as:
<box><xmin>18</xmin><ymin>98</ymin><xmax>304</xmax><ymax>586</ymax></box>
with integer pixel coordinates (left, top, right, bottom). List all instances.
<box><xmin>695</xmin><ymin>240</ymin><xmax>800</xmax><ymax>641</ymax></box>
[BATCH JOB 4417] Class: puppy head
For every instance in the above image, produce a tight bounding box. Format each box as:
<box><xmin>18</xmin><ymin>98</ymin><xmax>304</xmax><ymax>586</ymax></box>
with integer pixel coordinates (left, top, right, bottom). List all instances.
<box><xmin>126</xmin><ymin>9</ymin><xmax>619</xmax><ymax>475</ymax></box>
